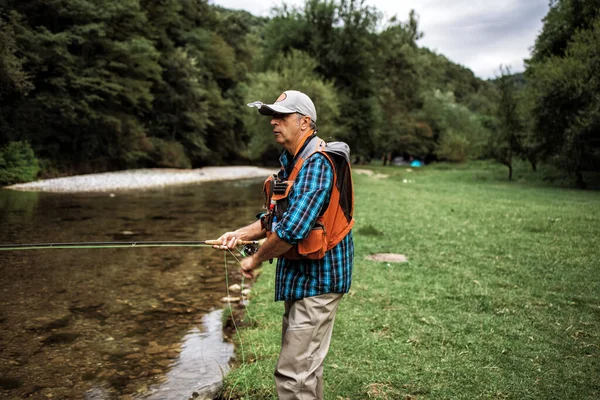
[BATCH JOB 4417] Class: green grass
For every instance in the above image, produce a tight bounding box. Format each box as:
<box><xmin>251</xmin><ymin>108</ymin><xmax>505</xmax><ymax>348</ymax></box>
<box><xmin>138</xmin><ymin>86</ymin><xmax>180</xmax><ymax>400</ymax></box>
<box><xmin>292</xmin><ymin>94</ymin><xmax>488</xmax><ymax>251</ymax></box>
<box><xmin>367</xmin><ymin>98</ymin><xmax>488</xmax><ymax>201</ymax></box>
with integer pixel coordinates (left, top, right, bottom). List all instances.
<box><xmin>220</xmin><ymin>161</ymin><xmax>600</xmax><ymax>399</ymax></box>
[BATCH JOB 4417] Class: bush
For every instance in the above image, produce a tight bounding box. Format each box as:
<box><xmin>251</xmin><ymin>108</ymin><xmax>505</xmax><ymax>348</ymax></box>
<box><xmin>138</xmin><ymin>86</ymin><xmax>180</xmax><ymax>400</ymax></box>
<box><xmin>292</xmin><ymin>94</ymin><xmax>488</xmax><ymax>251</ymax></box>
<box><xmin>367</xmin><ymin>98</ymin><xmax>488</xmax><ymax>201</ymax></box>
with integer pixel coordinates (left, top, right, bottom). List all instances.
<box><xmin>241</xmin><ymin>50</ymin><xmax>342</xmax><ymax>163</ymax></box>
<box><xmin>148</xmin><ymin>138</ymin><xmax>191</xmax><ymax>169</ymax></box>
<box><xmin>435</xmin><ymin>131</ymin><xmax>470</xmax><ymax>162</ymax></box>
<box><xmin>0</xmin><ymin>141</ymin><xmax>40</xmax><ymax>185</ymax></box>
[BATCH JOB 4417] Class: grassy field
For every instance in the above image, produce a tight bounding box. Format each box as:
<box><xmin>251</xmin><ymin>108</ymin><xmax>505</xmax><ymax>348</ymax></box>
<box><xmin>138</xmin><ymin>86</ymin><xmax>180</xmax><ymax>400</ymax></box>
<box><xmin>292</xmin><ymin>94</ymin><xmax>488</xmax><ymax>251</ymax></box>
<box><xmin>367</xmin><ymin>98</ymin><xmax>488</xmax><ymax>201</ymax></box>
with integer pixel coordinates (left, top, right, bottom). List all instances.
<box><xmin>220</xmin><ymin>161</ymin><xmax>600</xmax><ymax>399</ymax></box>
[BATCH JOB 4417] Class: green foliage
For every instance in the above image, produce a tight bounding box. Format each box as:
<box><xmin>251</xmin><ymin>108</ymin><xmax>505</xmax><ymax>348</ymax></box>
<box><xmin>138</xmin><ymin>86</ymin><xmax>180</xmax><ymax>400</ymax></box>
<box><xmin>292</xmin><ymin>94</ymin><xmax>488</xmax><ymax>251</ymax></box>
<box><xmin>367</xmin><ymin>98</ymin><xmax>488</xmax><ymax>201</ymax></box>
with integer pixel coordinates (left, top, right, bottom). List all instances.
<box><xmin>242</xmin><ymin>50</ymin><xmax>341</xmax><ymax>163</ymax></box>
<box><xmin>488</xmin><ymin>66</ymin><xmax>525</xmax><ymax>178</ymax></box>
<box><xmin>0</xmin><ymin>11</ymin><xmax>33</xmax><ymax>100</ymax></box>
<box><xmin>1</xmin><ymin>0</ymin><xmax>263</xmax><ymax>173</ymax></box>
<box><xmin>526</xmin><ymin>1</ymin><xmax>600</xmax><ymax>187</ymax></box>
<box><xmin>1</xmin><ymin>0</ymin><xmax>544</xmax><ymax>177</ymax></box>
<box><xmin>0</xmin><ymin>141</ymin><xmax>40</xmax><ymax>185</ymax></box>
<box><xmin>530</xmin><ymin>0</ymin><xmax>600</xmax><ymax>63</ymax></box>
<box><xmin>420</xmin><ymin>90</ymin><xmax>490</xmax><ymax>162</ymax></box>
<box><xmin>147</xmin><ymin>138</ymin><xmax>191</xmax><ymax>169</ymax></box>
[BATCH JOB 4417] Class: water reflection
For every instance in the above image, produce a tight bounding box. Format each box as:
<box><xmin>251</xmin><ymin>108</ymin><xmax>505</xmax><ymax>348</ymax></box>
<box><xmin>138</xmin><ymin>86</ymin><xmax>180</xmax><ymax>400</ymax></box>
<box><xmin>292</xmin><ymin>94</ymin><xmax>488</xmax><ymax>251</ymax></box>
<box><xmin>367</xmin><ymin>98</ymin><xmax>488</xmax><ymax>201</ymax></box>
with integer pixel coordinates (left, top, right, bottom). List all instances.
<box><xmin>140</xmin><ymin>310</ymin><xmax>234</xmax><ymax>399</ymax></box>
<box><xmin>0</xmin><ymin>180</ymin><xmax>263</xmax><ymax>399</ymax></box>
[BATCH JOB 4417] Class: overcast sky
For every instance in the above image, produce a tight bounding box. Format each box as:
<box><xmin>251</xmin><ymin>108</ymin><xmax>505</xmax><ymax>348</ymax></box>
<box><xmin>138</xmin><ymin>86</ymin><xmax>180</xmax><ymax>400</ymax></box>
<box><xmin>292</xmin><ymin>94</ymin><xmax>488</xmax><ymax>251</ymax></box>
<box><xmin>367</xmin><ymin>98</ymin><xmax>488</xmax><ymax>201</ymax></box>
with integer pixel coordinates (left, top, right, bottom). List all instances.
<box><xmin>210</xmin><ymin>0</ymin><xmax>551</xmax><ymax>79</ymax></box>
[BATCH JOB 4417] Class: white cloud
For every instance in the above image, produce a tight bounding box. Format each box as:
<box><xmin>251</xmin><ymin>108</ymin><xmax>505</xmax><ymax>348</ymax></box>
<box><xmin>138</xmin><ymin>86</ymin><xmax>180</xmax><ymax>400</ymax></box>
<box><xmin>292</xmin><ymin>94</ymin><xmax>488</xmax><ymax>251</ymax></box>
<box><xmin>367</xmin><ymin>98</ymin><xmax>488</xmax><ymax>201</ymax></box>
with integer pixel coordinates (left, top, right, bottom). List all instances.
<box><xmin>210</xmin><ymin>0</ymin><xmax>550</xmax><ymax>79</ymax></box>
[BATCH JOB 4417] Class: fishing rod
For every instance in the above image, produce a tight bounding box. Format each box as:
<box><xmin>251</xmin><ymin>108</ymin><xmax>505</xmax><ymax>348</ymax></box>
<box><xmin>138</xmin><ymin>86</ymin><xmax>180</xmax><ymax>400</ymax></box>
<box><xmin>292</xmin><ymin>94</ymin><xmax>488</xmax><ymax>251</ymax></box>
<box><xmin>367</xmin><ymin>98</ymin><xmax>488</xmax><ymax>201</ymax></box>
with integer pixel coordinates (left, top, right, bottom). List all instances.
<box><xmin>0</xmin><ymin>240</ymin><xmax>259</xmax><ymax>256</ymax></box>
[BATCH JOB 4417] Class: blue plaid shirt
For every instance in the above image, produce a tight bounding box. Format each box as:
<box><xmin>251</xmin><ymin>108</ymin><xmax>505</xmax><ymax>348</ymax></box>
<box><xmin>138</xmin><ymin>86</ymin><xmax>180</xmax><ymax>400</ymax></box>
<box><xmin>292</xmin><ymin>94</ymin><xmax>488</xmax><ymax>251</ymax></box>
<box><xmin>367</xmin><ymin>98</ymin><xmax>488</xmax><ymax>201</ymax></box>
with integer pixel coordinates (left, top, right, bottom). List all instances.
<box><xmin>273</xmin><ymin>150</ymin><xmax>354</xmax><ymax>302</ymax></box>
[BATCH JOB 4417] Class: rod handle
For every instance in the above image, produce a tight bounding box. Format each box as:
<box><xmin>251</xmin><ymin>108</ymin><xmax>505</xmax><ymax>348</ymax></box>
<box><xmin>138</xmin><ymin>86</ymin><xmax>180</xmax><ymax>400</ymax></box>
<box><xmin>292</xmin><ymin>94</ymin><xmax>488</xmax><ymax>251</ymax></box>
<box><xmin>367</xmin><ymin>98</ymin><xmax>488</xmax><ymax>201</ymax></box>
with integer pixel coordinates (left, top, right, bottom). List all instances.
<box><xmin>204</xmin><ymin>240</ymin><xmax>257</xmax><ymax>246</ymax></box>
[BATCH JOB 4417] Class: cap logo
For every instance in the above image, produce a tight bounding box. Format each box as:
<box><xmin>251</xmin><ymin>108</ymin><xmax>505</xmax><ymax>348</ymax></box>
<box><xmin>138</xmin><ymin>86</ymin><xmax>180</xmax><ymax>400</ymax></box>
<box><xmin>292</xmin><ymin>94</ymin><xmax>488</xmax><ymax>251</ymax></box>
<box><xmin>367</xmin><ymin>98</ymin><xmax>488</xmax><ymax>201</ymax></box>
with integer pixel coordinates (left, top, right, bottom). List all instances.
<box><xmin>275</xmin><ymin>93</ymin><xmax>287</xmax><ymax>103</ymax></box>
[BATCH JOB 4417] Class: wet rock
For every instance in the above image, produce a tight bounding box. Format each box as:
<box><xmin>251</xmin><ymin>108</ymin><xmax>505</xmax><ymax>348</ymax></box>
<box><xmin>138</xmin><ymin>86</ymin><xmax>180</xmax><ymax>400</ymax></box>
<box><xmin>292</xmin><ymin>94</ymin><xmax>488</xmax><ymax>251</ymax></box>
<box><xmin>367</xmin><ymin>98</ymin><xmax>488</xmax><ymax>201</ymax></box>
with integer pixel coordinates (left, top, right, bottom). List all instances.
<box><xmin>42</xmin><ymin>315</ymin><xmax>72</xmax><ymax>331</ymax></box>
<box><xmin>124</xmin><ymin>353</ymin><xmax>144</xmax><ymax>360</ymax></box>
<box><xmin>40</xmin><ymin>388</ymin><xmax>57</xmax><ymax>398</ymax></box>
<box><xmin>146</xmin><ymin>344</ymin><xmax>169</xmax><ymax>355</ymax></box>
<box><xmin>228</xmin><ymin>284</ymin><xmax>241</xmax><ymax>293</ymax></box>
<box><xmin>220</xmin><ymin>296</ymin><xmax>240</xmax><ymax>303</ymax></box>
<box><xmin>81</xmin><ymin>371</ymin><xmax>97</xmax><ymax>381</ymax></box>
<box><xmin>203</xmin><ymin>276</ymin><xmax>223</xmax><ymax>284</ymax></box>
<box><xmin>42</xmin><ymin>332</ymin><xmax>81</xmax><ymax>345</ymax></box>
<box><xmin>69</xmin><ymin>302</ymin><xmax>104</xmax><ymax>314</ymax></box>
<box><xmin>136</xmin><ymin>384</ymin><xmax>149</xmax><ymax>394</ymax></box>
<box><xmin>150</xmin><ymin>215</ymin><xmax>178</xmax><ymax>220</ymax></box>
<box><xmin>26</xmin><ymin>315</ymin><xmax>71</xmax><ymax>331</ymax></box>
<box><xmin>0</xmin><ymin>377</ymin><xmax>23</xmax><ymax>390</ymax></box>
<box><xmin>97</xmin><ymin>369</ymin><xmax>117</xmax><ymax>378</ymax></box>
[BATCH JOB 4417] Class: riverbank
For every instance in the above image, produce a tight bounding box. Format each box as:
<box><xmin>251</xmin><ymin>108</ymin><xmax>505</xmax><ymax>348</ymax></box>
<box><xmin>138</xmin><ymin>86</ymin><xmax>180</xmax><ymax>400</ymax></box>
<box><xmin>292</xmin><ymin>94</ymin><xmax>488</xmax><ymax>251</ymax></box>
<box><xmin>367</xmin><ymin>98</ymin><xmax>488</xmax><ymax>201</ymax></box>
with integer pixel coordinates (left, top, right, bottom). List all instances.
<box><xmin>5</xmin><ymin>166</ymin><xmax>276</xmax><ymax>193</ymax></box>
<box><xmin>220</xmin><ymin>162</ymin><xmax>600</xmax><ymax>399</ymax></box>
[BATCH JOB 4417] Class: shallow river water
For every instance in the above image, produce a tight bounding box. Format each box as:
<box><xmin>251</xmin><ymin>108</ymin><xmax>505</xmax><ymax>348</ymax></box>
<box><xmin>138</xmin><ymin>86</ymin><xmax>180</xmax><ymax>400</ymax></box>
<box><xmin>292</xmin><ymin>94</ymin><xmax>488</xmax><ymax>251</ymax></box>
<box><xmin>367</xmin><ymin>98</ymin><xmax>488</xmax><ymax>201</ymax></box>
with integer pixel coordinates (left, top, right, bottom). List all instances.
<box><xmin>0</xmin><ymin>179</ymin><xmax>264</xmax><ymax>399</ymax></box>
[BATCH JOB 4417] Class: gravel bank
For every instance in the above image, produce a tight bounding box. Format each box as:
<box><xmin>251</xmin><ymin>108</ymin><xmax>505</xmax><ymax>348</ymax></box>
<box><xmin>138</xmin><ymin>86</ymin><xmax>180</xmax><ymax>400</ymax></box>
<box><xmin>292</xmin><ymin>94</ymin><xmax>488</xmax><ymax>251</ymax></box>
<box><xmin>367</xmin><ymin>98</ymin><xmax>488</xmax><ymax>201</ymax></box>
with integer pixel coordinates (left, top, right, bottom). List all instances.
<box><xmin>6</xmin><ymin>166</ymin><xmax>276</xmax><ymax>193</ymax></box>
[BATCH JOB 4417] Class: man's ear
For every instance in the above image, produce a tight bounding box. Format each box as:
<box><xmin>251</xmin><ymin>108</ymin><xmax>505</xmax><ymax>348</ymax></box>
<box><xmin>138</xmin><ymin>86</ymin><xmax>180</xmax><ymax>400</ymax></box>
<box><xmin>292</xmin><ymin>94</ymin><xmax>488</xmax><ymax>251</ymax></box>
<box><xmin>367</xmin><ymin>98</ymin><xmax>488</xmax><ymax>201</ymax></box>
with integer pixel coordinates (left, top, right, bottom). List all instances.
<box><xmin>301</xmin><ymin>116</ymin><xmax>311</xmax><ymax>129</ymax></box>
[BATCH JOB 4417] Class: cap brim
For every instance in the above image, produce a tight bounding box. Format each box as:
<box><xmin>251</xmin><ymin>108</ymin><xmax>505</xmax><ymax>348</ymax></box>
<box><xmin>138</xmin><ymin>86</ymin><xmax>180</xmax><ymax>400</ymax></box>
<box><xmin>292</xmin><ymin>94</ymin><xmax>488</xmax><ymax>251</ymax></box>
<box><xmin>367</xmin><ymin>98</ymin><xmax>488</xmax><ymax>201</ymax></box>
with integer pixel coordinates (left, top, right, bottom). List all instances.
<box><xmin>258</xmin><ymin>104</ymin><xmax>296</xmax><ymax>116</ymax></box>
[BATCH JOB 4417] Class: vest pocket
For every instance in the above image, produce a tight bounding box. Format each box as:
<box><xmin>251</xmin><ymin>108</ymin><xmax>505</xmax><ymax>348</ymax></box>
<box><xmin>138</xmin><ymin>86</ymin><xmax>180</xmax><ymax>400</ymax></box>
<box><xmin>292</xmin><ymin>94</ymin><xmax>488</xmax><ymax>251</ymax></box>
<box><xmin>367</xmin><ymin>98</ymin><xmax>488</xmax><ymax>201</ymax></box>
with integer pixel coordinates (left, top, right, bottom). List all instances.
<box><xmin>298</xmin><ymin>223</ymin><xmax>327</xmax><ymax>259</ymax></box>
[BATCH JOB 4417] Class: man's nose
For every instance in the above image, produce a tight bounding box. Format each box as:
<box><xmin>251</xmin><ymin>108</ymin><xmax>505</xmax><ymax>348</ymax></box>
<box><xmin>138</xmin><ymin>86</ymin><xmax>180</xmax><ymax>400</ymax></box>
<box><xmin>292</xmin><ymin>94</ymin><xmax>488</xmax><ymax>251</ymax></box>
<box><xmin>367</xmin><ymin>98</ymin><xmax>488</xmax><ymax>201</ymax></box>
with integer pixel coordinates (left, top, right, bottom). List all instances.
<box><xmin>270</xmin><ymin>118</ymin><xmax>277</xmax><ymax>126</ymax></box>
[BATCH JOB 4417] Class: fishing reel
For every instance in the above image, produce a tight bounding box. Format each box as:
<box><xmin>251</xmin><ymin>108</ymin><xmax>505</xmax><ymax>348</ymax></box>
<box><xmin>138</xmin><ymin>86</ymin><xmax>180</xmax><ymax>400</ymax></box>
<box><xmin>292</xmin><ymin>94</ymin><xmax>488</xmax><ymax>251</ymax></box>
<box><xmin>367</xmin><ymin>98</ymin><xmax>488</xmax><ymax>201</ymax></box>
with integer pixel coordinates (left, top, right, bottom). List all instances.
<box><xmin>239</xmin><ymin>243</ymin><xmax>258</xmax><ymax>258</ymax></box>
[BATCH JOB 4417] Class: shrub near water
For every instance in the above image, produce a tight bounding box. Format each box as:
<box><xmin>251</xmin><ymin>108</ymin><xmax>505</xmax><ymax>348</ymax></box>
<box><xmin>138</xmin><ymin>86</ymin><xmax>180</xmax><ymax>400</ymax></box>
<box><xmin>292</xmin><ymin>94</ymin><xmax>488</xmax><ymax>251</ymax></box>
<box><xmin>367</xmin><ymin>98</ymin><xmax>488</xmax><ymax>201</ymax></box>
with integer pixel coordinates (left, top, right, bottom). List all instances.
<box><xmin>0</xmin><ymin>141</ymin><xmax>40</xmax><ymax>185</ymax></box>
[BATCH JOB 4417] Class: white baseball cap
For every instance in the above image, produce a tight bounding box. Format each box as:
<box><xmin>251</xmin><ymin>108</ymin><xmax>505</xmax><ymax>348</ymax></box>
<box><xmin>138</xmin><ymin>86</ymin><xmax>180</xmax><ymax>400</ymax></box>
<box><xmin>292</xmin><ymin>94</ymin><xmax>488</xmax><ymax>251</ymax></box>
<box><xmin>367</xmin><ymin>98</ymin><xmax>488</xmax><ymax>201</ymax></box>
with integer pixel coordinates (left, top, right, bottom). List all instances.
<box><xmin>247</xmin><ymin>90</ymin><xmax>317</xmax><ymax>122</ymax></box>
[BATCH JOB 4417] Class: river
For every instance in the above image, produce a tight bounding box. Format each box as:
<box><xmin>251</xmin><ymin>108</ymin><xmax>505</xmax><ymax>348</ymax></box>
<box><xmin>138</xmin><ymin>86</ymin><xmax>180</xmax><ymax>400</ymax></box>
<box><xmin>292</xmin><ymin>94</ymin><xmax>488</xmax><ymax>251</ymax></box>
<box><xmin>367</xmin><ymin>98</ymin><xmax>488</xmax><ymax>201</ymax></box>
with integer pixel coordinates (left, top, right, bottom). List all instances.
<box><xmin>0</xmin><ymin>178</ymin><xmax>264</xmax><ymax>399</ymax></box>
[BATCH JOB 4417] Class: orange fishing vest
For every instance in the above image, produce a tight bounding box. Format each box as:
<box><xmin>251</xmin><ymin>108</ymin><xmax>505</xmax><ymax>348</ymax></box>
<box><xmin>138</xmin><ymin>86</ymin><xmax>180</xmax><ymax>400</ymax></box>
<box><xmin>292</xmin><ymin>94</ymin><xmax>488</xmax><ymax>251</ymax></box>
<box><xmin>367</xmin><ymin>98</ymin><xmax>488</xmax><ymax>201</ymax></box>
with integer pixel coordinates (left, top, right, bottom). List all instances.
<box><xmin>262</xmin><ymin>132</ymin><xmax>355</xmax><ymax>259</ymax></box>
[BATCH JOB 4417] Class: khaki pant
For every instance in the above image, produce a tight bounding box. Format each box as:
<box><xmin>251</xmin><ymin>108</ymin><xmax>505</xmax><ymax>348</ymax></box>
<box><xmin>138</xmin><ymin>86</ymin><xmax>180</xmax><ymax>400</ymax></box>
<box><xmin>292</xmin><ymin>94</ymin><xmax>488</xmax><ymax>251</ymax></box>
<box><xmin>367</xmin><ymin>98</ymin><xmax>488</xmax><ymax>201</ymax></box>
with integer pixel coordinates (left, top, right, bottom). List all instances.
<box><xmin>274</xmin><ymin>293</ymin><xmax>343</xmax><ymax>400</ymax></box>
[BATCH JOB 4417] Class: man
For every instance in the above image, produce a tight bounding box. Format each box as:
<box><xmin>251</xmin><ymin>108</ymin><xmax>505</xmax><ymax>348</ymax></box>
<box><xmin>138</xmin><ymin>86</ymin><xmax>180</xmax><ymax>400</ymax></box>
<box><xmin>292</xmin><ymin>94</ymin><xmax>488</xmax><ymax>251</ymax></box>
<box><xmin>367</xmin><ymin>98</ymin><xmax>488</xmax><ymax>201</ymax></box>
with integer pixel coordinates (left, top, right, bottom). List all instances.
<box><xmin>215</xmin><ymin>90</ymin><xmax>354</xmax><ymax>399</ymax></box>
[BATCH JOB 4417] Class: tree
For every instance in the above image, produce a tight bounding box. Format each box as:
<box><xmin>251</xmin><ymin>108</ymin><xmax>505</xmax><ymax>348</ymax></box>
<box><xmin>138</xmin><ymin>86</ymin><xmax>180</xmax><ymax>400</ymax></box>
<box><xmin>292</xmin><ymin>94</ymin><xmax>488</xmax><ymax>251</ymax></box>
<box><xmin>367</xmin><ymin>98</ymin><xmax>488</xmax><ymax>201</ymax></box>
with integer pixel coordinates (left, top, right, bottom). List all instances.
<box><xmin>4</xmin><ymin>0</ymin><xmax>161</xmax><ymax>170</ymax></box>
<box><xmin>242</xmin><ymin>50</ymin><xmax>341</xmax><ymax>163</ymax></box>
<box><xmin>372</xmin><ymin>11</ymin><xmax>423</xmax><ymax>162</ymax></box>
<box><xmin>491</xmin><ymin>67</ymin><xmax>525</xmax><ymax>180</ymax></box>
<box><xmin>526</xmin><ymin>0</ymin><xmax>600</xmax><ymax>187</ymax></box>
<box><xmin>420</xmin><ymin>90</ymin><xmax>489</xmax><ymax>163</ymax></box>
<box><xmin>530</xmin><ymin>0</ymin><xmax>600</xmax><ymax>63</ymax></box>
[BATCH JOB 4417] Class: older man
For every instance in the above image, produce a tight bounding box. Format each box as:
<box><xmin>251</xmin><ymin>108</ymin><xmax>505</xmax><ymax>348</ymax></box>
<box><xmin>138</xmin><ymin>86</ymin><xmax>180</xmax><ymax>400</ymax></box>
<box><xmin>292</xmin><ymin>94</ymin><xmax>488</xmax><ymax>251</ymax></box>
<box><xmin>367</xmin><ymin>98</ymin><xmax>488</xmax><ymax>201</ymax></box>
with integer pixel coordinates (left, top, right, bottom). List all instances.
<box><xmin>216</xmin><ymin>90</ymin><xmax>354</xmax><ymax>399</ymax></box>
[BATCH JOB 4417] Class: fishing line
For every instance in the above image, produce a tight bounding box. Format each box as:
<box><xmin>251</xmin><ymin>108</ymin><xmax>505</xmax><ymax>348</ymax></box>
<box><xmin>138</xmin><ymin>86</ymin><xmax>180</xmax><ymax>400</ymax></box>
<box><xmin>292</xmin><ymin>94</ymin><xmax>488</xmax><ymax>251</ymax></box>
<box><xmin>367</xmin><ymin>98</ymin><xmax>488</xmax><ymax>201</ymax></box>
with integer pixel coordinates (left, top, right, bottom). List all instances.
<box><xmin>223</xmin><ymin>249</ymin><xmax>249</xmax><ymax>399</ymax></box>
<box><xmin>223</xmin><ymin>247</ymin><xmax>264</xmax><ymax>400</ymax></box>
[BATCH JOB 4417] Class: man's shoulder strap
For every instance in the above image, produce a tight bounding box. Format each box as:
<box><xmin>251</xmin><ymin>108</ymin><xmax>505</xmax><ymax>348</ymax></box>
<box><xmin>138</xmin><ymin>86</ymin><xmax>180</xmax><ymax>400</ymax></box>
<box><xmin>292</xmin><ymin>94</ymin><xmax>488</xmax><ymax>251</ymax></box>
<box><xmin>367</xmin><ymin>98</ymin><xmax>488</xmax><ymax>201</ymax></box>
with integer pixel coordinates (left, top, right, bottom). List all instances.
<box><xmin>297</xmin><ymin>135</ymin><xmax>351</xmax><ymax>163</ymax></box>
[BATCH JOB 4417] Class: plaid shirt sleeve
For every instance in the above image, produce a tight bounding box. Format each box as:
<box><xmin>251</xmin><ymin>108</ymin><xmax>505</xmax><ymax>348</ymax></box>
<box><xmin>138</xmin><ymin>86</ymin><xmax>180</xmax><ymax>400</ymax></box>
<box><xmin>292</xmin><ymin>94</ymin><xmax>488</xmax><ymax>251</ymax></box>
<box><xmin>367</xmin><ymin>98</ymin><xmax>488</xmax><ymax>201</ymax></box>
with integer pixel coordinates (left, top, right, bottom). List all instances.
<box><xmin>274</xmin><ymin>153</ymin><xmax>333</xmax><ymax>245</ymax></box>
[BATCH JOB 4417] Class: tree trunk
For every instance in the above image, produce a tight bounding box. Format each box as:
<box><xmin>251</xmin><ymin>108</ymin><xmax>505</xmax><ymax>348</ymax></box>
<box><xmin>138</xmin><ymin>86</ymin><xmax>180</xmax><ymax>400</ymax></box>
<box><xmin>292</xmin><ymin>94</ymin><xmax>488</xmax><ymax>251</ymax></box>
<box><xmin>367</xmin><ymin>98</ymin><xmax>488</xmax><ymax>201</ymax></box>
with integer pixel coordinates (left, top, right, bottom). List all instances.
<box><xmin>529</xmin><ymin>157</ymin><xmax>537</xmax><ymax>172</ymax></box>
<box><xmin>576</xmin><ymin>169</ymin><xmax>586</xmax><ymax>189</ymax></box>
<box><xmin>508</xmin><ymin>164</ymin><xmax>513</xmax><ymax>180</ymax></box>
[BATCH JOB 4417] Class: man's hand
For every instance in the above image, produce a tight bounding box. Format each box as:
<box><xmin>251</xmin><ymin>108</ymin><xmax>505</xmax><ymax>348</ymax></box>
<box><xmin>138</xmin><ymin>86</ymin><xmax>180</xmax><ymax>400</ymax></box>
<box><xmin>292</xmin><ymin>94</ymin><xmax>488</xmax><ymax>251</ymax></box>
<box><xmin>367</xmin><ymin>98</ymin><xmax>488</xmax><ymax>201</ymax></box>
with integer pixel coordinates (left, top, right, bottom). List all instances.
<box><xmin>213</xmin><ymin>231</ymin><xmax>240</xmax><ymax>250</ymax></box>
<box><xmin>240</xmin><ymin>255</ymin><xmax>261</xmax><ymax>279</ymax></box>
<box><xmin>213</xmin><ymin>221</ymin><xmax>266</xmax><ymax>251</ymax></box>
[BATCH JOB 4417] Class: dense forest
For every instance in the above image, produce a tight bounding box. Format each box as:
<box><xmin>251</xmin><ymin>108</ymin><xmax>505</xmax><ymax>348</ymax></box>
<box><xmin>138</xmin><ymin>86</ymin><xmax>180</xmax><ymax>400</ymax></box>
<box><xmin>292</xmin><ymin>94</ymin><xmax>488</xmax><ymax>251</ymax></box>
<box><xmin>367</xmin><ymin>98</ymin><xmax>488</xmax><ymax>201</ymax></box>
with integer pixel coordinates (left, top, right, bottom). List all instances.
<box><xmin>0</xmin><ymin>0</ymin><xmax>598</xmax><ymax>187</ymax></box>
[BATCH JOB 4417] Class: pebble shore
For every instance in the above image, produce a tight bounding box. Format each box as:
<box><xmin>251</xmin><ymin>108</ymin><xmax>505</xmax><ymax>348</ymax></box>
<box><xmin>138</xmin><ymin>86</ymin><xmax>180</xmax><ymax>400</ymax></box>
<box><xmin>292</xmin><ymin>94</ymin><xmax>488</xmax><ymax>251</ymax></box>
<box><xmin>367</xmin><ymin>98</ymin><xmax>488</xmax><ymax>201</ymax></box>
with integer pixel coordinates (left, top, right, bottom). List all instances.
<box><xmin>6</xmin><ymin>166</ymin><xmax>276</xmax><ymax>193</ymax></box>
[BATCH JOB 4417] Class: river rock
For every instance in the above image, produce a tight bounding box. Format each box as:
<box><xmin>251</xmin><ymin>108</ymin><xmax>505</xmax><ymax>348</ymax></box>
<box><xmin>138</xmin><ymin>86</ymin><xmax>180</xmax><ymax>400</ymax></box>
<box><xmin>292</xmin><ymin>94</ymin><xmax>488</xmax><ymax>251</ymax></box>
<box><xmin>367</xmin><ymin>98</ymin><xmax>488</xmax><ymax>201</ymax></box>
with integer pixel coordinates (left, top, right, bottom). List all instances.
<box><xmin>220</xmin><ymin>296</ymin><xmax>240</xmax><ymax>303</ymax></box>
<box><xmin>157</xmin><ymin>359</ymin><xmax>171</xmax><ymax>367</ymax></box>
<box><xmin>228</xmin><ymin>284</ymin><xmax>241</xmax><ymax>292</ymax></box>
<box><xmin>146</xmin><ymin>344</ymin><xmax>169</xmax><ymax>355</ymax></box>
<box><xmin>124</xmin><ymin>353</ymin><xmax>144</xmax><ymax>359</ymax></box>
